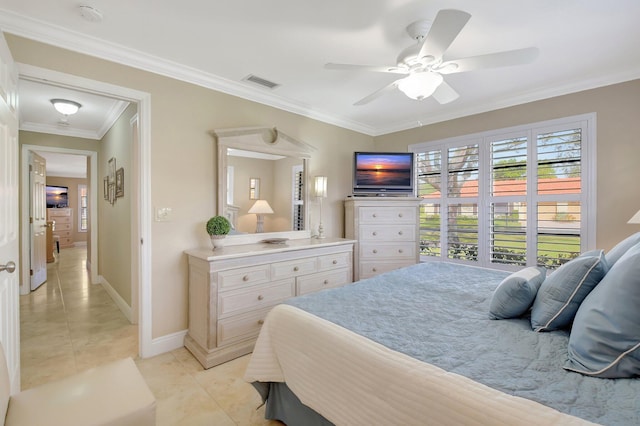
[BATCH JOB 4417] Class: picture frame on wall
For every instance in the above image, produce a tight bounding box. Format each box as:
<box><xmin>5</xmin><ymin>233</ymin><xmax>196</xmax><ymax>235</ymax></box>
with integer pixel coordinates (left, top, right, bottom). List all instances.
<box><xmin>104</xmin><ymin>177</ymin><xmax>109</xmax><ymax>200</ymax></box>
<box><xmin>108</xmin><ymin>157</ymin><xmax>116</xmax><ymax>183</ymax></box>
<box><xmin>109</xmin><ymin>183</ymin><xmax>115</xmax><ymax>205</ymax></box>
<box><xmin>116</xmin><ymin>167</ymin><xmax>124</xmax><ymax>198</ymax></box>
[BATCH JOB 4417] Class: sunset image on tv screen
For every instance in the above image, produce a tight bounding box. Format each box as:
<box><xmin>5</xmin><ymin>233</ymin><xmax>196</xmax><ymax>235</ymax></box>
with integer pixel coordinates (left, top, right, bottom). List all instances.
<box><xmin>355</xmin><ymin>154</ymin><xmax>412</xmax><ymax>186</ymax></box>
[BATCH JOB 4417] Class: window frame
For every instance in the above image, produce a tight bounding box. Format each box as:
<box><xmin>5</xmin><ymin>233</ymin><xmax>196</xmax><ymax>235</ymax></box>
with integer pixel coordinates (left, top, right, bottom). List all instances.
<box><xmin>409</xmin><ymin>113</ymin><xmax>596</xmax><ymax>271</ymax></box>
<box><xmin>78</xmin><ymin>184</ymin><xmax>88</xmax><ymax>232</ymax></box>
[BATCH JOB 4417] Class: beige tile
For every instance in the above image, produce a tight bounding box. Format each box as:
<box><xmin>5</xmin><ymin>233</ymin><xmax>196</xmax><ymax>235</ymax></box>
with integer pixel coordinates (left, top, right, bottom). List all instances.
<box><xmin>20</xmin><ymin>246</ymin><xmax>278</xmax><ymax>425</ymax></box>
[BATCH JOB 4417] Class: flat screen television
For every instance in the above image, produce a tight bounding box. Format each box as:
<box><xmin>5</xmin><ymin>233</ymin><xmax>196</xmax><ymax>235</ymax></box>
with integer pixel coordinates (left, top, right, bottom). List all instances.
<box><xmin>353</xmin><ymin>152</ymin><xmax>415</xmax><ymax>196</ymax></box>
<box><xmin>46</xmin><ymin>185</ymin><xmax>69</xmax><ymax>208</ymax></box>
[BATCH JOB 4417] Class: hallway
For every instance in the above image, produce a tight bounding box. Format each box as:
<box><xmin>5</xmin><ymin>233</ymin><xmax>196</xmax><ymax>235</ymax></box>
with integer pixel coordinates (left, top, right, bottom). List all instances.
<box><xmin>20</xmin><ymin>247</ymin><xmax>278</xmax><ymax>425</ymax></box>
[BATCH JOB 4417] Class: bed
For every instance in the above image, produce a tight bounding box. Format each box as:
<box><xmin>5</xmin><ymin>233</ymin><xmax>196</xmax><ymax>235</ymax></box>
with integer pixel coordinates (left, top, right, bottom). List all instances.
<box><xmin>244</xmin><ymin>256</ymin><xmax>640</xmax><ymax>425</ymax></box>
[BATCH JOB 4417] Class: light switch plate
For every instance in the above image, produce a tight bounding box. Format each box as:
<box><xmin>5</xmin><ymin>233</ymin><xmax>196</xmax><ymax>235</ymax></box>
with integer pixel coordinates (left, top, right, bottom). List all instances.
<box><xmin>155</xmin><ymin>207</ymin><xmax>172</xmax><ymax>222</ymax></box>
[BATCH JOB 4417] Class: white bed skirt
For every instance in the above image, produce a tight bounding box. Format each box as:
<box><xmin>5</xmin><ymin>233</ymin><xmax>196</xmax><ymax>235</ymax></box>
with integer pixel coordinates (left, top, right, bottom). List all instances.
<box><xmin>245</xmin><ymin>304</ymin><xmax>595</xmax><ymax>426</ymax></box>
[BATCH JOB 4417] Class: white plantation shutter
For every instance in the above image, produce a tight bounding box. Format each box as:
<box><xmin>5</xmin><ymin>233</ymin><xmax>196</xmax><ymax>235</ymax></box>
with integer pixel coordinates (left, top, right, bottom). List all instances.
<box><xmin>412</xmin><ymin>114</ymin><xmax>594</xmax><ymax>271</ymax></box>
<box><xmin>535</xmin><ymin>128</ymin><xmax>582</xmax><ymax>267</ymax></box>
<box><xmin>446</xmin><ymin>145</ymin><xmax>479</xmax><ymax>261</ymax></box>
<box><xmin>416</xmin><ymin>150</ymin><xmax>442</xmax><ymax>256</ymax></box>
<box><xmin>489</xmin><ymin>137</ymin><xmax>527</xmax><ymax>266</ymax></box>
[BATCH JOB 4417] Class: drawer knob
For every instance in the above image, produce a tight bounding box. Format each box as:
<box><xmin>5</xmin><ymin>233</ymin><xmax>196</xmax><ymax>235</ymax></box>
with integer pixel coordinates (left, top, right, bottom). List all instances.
<box><xmin>372</xmin><ymin>231</ymin><xmax>377</xmax><ymax>236</ymax></box>
<box><xmin>257</xmin><ymin>295</ymin><xmax>264</xmax><ymax>301</ymax></box>
<box><xmin>242</xmin><ymin>275</ymin><xmax>249</xmax><ymax>282</ymax></box>
<box><xmin>373</xmin><ymin>249</ymin><xmax>378</xmax><ymax>254</ymax></box>
<box><xmin>372</xmin><ymin>214</ymin><xmax>377</xmax><ymax>218</ymax></box>
<box><xmin>372</xmin><ymin>268</ymin><xmax>377</xmax><ymax>272</ymax></box>
<box><xmin>293</xmin><ymin>266</ymin><xmax>299</xmax><ymax>272</ymax></box>
<box><xmin>399</xmin><ymin>249</ymin><xmax>404</xmax><ymax>253</ymax></box>
<box><xmin>398</xmin><ymin>231</ymin><xmax>403</xmax><ymax>235</ymax></box>
<box><xmin>258</xmin><ymin>319</ymin><xmax>264</xmax><ymax>325</ymax></box>
<box><xmin>398</xmin><ymin>213</ymin><xmax>403</xmax><ymax>218</ymax></box>
<box><xmin>323</xmin><ymin>279</ymin><xmax>329</xmax><ymax>285</ymax></box>
<box><xmin>332</xmin><ymin>260</ymin><xmax>338</xmax><ymax>265</ymax></box>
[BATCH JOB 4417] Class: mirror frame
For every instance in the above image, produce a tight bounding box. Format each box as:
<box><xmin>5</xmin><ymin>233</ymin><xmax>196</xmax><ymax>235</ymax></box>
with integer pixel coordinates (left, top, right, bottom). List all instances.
<box><xmin>212</xmin><ymin>126</ymin><xmax>315</xmax><ymax>245</ymax></box>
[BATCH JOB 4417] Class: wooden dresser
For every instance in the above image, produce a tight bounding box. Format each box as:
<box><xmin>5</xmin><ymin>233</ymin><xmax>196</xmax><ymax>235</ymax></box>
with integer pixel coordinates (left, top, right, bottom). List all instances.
<box><xmin>47</xmin><ymin>208</ymin><xmax>73</xmax><ymax>249</ymax></box>
<box><xmin>345</xmin><ymin>197</ymin><xmax>421</xmax><ymax>281</ymax></box>
<box><xmin>184</xmin><ymin>237</ymin><xmax>355</xmax><ymax>369</ymax></box>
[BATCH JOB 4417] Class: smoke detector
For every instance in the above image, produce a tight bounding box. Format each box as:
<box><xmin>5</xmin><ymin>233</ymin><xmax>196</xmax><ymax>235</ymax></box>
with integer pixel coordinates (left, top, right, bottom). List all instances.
<box><xmin>79</xmin><ymin>5</ymin><xmax>103</xmax><ymax>23</ymax></box>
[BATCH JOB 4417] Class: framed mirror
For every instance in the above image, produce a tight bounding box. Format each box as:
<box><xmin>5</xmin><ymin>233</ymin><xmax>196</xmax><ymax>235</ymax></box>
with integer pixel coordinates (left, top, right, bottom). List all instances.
<box><xmin>212</xmin><ymin>126</ymin><xmax>315</xmax><ymax>244</ymax></box>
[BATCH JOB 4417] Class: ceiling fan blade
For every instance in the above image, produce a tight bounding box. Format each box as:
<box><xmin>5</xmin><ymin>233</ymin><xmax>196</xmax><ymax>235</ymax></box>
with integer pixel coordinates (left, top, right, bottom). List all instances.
<box><xmin>354</xmin><ymin>81</ymin><xmax>399</xmax><ymax>106</ymax></box>
<box><xmin>438</xmin><ymin>47</ymin><xmax>539</xmax><ymax>74</ymax></box>
<box><xmin>325</xmin><ymin>63</ymin><xmax>408</xmax><ymax>74</ymax></box>
<box><xmin>418</xmin><ymin>9</ymin><xmax>471</xmax><ymax>61</ymax></box>
<box><xmin>431</xmin><ymin>80</ymin><xmax>459</xmax><ymax>104</ymax></box>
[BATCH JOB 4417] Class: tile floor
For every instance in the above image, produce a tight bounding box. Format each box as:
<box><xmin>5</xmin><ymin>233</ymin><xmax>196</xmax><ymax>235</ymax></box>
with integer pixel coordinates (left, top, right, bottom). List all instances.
<box><xmin>20</xmin><ymin>246</ymin><xmax>281</xmax><ymax>425</ymax></box>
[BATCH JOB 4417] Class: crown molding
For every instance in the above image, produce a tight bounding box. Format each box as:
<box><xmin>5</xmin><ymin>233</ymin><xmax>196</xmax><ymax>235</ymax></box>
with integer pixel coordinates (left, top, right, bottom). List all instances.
<box><xmin>372</xmin><ymin>68</ymin><xmax>640</xmax><ymax>136</ymax></box>
<box><xmin>0</xmin><ymin>9</ymin><xmax>376</xmax><ymax>136</ymax></box>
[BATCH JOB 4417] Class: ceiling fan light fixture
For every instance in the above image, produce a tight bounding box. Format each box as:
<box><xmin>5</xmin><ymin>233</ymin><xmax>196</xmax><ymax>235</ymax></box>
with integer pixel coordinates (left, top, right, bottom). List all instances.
<box><xmin>51</xmin><ymin>99</ymin><xmax>82</xmax><ymax>115</ymax></box>
<box><xmin>397</xmin><ymin>72</ymin><xmax>444</xmax><ymax>100</ymax></box>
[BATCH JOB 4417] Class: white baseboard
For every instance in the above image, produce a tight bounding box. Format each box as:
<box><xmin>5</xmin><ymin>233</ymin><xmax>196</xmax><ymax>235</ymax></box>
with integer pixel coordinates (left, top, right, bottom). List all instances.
<box><xmin>146</xmin><ymin>330</ymin><xmax>188</xmax><ymax>358</ymax></box>
<box><xmin>98</xmin><ymin>275</ymin><xmax>133</xmax><ymax>323</ymax></box>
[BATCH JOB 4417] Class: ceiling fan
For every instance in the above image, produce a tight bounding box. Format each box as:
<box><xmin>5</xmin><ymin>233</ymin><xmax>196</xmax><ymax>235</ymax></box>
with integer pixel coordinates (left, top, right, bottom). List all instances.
<box><xmin>325</xmin><ymin>9</ymin><xmax>539</xmax><ymax>106</ymax></box>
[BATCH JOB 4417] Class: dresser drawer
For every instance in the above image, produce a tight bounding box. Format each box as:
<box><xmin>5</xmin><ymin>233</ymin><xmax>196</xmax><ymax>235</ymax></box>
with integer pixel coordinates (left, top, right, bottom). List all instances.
<box><xmin>218</xmin><ymin>279</ymin><xmax>295</xmax><ymax>317</ymax></box>
<box><xmin>217</xmin><ymin>307</ymin><xmax>272</xmax><ymax>347</ymax></box>
<box><xmin>271</xmin><ymin>257</ymin><xmax>317</xmax><ymax>280</ymax></box>
<box><xmin>359</xmin><ymin>224</ymin><xmax>415</xmax><ymax>242</ymax></box>
<box><xmin>359</xmin><ymin>242</ymin><xmax>416</xmax><ymax>259</ymax></box>
<box><xmin>217</xmin><ymin>264</ymin><xmax>270</xmax><ymax>290</ymax></box>
<box><xmin>57</xmin><ymin>237</ymin><xmax>73</xmax><ymax>247</ymax></box>
<box><xmin>359</xmin><ymin>260</ymin><xmax>415</xmax><ymax>279</ymax></box>
<box><xmin>297</xmin><ymin>268</ymin><xmax>352</xmax><ymax>296</ymax></box>
<box><xmin>358</xmin><ymin>206</ymin><xmax>417</xmax><ymax>224</ymax></box>
<box><xmin>53</xmin><ymin>222</ymin><xmax>72</xmax><ymax>231</ymax></box>
<box><xmin>48</xmin><ymin>208</ymin><xmax>71</xmax><ymax>217</ymax></box>
<box><xmin>317</xmin><ymin>251</ymin><xmax>352</xmax><ymax>271</ymax></box>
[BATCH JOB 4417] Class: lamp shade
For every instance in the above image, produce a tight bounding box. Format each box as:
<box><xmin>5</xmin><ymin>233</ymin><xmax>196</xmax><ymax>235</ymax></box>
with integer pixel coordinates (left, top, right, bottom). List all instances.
<box><xmin>314</xmin><ymin>176</ymin><xmax>328</xmax><ymax>198</ymax></box>
<box><xmin>51</xmin><ymin>99</ymin><xmax>82</xmax><ymax>115</ymax></box>
<box><xmin>248</xmin><ymin>200</ymin><xmax>274</xmax><ymax>214</ymax></box>
<box><xmin>628</xmin><ymin>209</ymin><xmax>640</xmax><ymax>224</ymax></box>
<box><xmin>397</xmin><ymin>72</ymin><xmax>443</xmax><ymax>100</ymax></box>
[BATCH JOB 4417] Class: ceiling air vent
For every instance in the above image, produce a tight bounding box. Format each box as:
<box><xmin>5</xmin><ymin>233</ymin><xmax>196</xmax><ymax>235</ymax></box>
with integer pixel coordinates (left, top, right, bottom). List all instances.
<box><xmin>242</xmin><ymin>74</ymin><xmax>280</xmax><ymax>90</ymax></box>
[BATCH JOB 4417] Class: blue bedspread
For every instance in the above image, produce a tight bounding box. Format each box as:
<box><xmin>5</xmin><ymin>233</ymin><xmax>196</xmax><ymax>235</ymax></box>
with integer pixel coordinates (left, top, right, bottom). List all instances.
<box><xmin>286</xmin><ymin>262</ymin><xmax>639</xmax><ymax>425</ymax></box>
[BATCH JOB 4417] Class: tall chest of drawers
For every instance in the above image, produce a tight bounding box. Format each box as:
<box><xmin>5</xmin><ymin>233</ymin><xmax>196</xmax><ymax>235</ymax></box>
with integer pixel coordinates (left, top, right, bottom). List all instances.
<box><xmin>184</xmin><ymin>238</ymin><xmax>355</xmax><ymax>369</ymax></box>
<box><xmin>345</xmin><ymin>198</ymin><xmax>421</xmax><ymax>281</ymax></box>
<box><xmin>47</xmin><ymin>208</ymin><xmax>73</xmax><ymax>249</ymax></box>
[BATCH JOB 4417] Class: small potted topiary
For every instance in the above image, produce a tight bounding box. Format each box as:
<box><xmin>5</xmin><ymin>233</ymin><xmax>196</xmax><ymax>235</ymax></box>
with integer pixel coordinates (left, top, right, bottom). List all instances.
<box><xmin>206</xmin><ymin>215</ymin><xmax>231</xmax><ymax>249</ymax></box>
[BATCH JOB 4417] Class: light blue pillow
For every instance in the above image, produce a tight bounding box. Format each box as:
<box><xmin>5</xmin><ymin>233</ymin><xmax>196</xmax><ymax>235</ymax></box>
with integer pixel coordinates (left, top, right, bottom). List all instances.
<box><xmin>489</xmin><ymin>267</ymin><xmax>546</xmax><ymax>319</ymax></box>
<box><xmin>530</xmin><ymin>250</ymin><xmax>608</xmax><ymax>332</ymax></box>
<box><xmin>605</xmin><ymin>232</ymin><xmax>640</xmax><ymax>267</ymax></box>
<box><xmin>564</xmin><ymin>242</ymin><xmax>640</xmax><ymax>378</ymax></box>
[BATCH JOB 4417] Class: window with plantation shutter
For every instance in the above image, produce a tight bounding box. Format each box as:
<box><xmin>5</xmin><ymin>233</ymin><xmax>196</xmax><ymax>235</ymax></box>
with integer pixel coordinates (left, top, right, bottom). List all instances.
<box><xmin>292</xmin><ymin>165</ymin><xmax>304</xmax><ymax>231</ymax></box>
<box><xmin>412</xmin><ymin>114</ymin><xmax>595</xmax><ymax>271</ymax></box>
<box><xmin>447</xmin><ymin>145</ymin><xmax>479</xmax><ymax>261</ymax></box>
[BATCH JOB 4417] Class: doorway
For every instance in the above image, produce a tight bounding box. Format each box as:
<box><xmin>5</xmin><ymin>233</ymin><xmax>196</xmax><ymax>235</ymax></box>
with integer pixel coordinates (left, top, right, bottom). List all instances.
<box><xmin>17</xmin><ymin>64</ymin><xmax>153</xmax><ymax>358</ymax></box>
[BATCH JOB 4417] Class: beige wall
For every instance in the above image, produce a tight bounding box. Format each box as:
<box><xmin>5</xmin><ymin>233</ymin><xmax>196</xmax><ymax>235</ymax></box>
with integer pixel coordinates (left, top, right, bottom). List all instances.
<box><xmin>6</xmin><ymin>34</ymin><xmax>373</xmax><ymax>339</ymax></box>
<box><xmin>374</xmin><ymin>80</ymin><xmax>640</xmax><ymax>252</ymax></box>
<box><xmin>45</xmin><ymin>176</ymin><xmax>87</xmax><ymax>244</ymax></box>
<box><xmin>99</xmin><ymin>103</ymin><xmax>137</xmax><ymax>305</ymax></box>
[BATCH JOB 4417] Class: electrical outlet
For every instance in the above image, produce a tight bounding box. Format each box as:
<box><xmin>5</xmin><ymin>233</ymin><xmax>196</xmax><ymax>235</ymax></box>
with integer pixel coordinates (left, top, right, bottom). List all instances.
<box><xmin>155</xmin><ymin>207</ymin><xmax>172</xmax><ymax>222</ymax></box>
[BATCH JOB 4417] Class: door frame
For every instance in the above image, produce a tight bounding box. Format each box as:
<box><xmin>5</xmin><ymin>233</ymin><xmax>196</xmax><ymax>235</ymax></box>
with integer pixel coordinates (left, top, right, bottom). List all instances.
<box><xmin>17</xmin><ymin>63</ymin><xmax>153</xmax><ymax>357</ymax></box>
<box><xmin>20</xmin><ymin>145</ymin><xmax>98</xmax><ymax>286</ymax></box>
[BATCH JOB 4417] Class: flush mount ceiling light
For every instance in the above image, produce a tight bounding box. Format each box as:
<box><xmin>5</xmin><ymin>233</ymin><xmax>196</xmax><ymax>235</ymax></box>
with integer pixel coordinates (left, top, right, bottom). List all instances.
<box><xmin>50</xmin><ymin>99</ymin><xmax>82</xmax><ymax>115</ymax></box>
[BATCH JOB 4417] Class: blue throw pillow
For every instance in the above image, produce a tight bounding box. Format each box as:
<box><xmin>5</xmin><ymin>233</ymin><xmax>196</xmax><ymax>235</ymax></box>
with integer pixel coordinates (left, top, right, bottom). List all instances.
<box><xmin>605</xmin><ymin>232</ymin><xmax>640</xmax><ymax>267</ymax></box>
<box><xmin>564</xmin><ymin>242</ymin><xmax>640</xmax><ymax>378</ymax></box>
<box><xmin>489</xmin><ymin>267</ymin><xmax>546</xmax><ymax>319</ymax></box>
<box><xmin>530</xmin><ymin>250</ymin><xmax>608</xmax><ymax>332</ymax></box>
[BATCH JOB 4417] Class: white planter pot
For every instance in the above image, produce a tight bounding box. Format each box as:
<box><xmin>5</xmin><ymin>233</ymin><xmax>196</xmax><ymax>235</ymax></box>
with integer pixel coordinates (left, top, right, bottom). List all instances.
<box><xmin>210</xmin><ymin>235</ymin><xmax>226</xmax><ymax>250</ymax></box>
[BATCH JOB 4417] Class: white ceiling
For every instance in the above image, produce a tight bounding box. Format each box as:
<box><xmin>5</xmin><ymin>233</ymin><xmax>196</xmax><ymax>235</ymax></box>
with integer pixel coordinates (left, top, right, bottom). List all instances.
<box><xmin>1</xmin><ymin>0</ymin><xmax>640</xmax><ymax>138</ymax></box>
<box><xmin>36</xmin><ymin>151</ymin><xmax>87</xmax><ymax>179</ymax></box>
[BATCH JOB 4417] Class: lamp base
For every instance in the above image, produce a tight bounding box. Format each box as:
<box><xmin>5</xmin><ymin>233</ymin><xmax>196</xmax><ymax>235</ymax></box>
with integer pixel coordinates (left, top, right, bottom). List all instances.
<box><xmin>255</xmin><ymin>214</ymin><xmax>265</xmax><ymax>233</ymax></box>
<box><xmin>317</xmin><ymin>222</ymin><xmax>325</xmax><ymax>239</ymax></box>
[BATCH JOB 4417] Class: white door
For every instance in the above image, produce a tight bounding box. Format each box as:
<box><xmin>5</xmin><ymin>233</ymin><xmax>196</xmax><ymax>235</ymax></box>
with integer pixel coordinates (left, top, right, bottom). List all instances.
<box><xmin>30</xmin><ymin>152</ymin><xmax>47</xmax><ymax>290</ymax></box>
<box><xmin>0</xmin><ymin>30</ymin><xmax>21</xmax><ymax>393</ymax></box>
